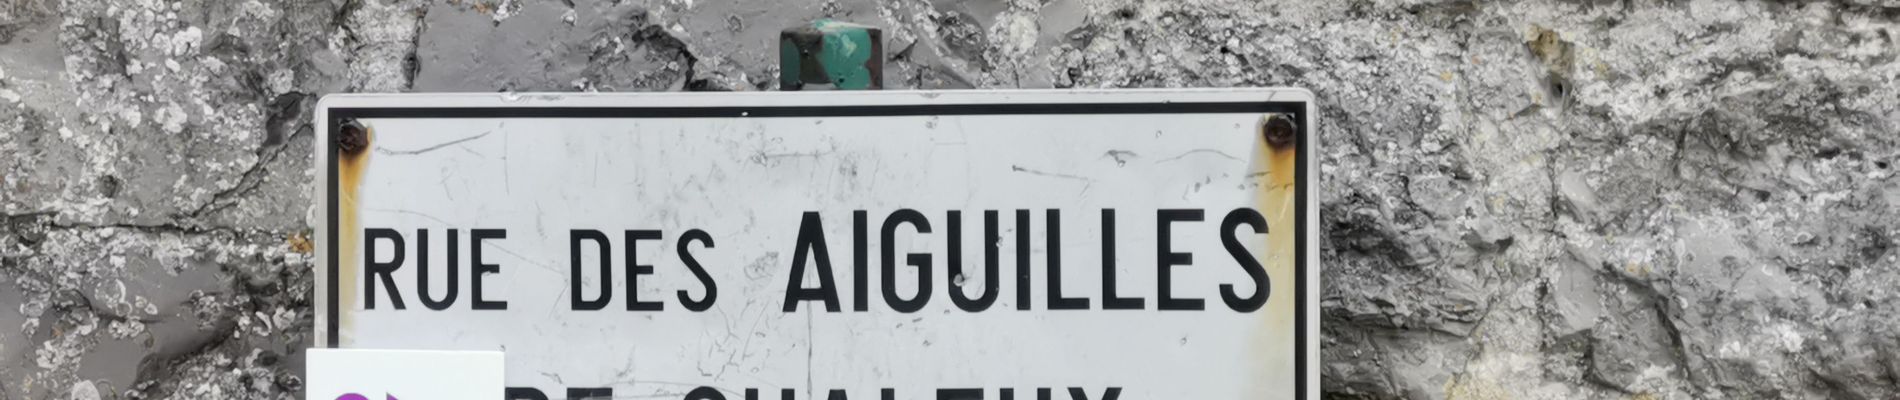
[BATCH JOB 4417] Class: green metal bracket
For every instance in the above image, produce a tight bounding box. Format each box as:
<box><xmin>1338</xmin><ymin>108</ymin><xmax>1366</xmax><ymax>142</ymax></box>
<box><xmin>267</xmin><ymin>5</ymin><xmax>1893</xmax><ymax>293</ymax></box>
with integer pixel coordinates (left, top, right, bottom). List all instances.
<box><xmin>780</xmin><ymin>19</ymin><xmax>883</xmax><ymax>90</ymax></box>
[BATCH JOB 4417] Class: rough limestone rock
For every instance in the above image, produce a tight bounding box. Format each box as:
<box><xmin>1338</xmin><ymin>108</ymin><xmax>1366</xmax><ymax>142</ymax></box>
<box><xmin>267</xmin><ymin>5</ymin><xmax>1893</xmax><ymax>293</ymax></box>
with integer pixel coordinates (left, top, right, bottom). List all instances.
<box><xmin>2</xmin><ymin>0</ymin><xmax>1897</xmax><ymax>399</ymax></box>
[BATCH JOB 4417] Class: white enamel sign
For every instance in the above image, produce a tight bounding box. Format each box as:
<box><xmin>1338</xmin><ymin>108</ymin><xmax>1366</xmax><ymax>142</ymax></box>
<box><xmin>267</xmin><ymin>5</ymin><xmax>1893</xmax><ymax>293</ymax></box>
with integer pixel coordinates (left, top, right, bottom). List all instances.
<box><xmin>314</xmin><ymin>89</ymin><xmax>1318</xmax><ymax>400</ymax></box>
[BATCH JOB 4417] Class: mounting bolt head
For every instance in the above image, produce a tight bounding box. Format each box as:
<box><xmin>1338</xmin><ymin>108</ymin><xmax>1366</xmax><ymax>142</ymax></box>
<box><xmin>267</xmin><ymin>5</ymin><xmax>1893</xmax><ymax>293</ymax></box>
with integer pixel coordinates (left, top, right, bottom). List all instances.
<box><xmin>1262</xmin><ymin>114</ymin><xmax>1297</xmax><ymax>149</ymax></box>
<box><xmin>338</xmin><ymin>120</ymin><xmax>368</xmax><ymax>155</ymax></box>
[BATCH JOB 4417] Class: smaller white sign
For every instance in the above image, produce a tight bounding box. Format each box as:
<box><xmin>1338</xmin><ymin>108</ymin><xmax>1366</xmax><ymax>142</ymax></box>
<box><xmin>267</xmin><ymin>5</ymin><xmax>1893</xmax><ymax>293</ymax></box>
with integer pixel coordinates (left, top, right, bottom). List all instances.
<box><xmin>307</xmin><ymin>349</ymin><xmax>504</xmax><ymax>400</ymax></box>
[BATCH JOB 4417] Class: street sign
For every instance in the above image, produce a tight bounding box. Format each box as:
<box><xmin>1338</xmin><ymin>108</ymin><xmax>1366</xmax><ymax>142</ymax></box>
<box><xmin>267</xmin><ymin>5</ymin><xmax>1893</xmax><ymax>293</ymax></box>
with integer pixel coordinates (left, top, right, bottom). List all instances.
<box><xmin>314</xmin><ymin>89</ymin><xmax>1318</xmax><ymax>399</ymax></box>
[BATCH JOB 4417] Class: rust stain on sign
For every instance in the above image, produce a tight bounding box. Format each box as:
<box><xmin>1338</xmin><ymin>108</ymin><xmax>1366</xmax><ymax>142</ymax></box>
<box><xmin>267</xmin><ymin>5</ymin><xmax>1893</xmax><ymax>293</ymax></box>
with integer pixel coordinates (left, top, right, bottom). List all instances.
<box><xmin>336</xmin><ymin>120</ymin><xmax>372</xmax><ymax>346</ymax></box>
<box><xmin>1250</xmin><ymin>114</ymin><xmax>1300</xmax><ymax>396</ymax></box>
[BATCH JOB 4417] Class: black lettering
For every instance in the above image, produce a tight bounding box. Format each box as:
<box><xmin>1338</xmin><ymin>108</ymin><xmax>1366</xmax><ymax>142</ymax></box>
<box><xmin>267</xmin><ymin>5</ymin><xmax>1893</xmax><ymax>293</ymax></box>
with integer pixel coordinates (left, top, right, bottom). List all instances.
<box><xmin>504</xmin><ymin>387</ymin><xmax>548</xmax><ymax>400</ymax></box>
<box><xmin>1157</xmin><ymin>209</ymin><xmax>1204</xmax><ymax>310</ymax></box>
<box><xmin>685</xmin><ymin>387</ymin><xmax>726</xmax><ymax>400</ymax></box>
<box><xmin>1046</xmin><ymin>209</ymin><xmax>1088</xmax><ymax>310</ymax></box>
<box><xmin>827</xmin><ymin>389</ymin><xmax>849</xmax><ymax>400</ymax></box>
<box><xmin>1068</xmin><ymin>388</ymin><xmax>1120</xmax><ymax>400</ymax></box>
<box><xmin>364</xmin><ymin>228</ymin><xmax>406</xmax><ymax>310</ymax></box>
<box><xmin>569</xmin><ymin>229</ymin><xmax>612</xmax><ymax>311</ymax></box>
<box><xmin>624</xmin><ymin>230</ymin><xmax>663</xmax><ymax>311</ymax></box>
<box><xmin>1015</xmin><ymin>210</ymin><xmax>1033</xmax><ymax>310</ymax></box>
<box><xmin>853</xmin><ymin>210</ymin><xmax>869</xmax><ymax>312</ymax></box>
<box><xmin>785</xmin><ymin>212</ymin><xmax>841</xmax><ymax>312</ymax></box>
<box><xmin>948</xmin><ymin>210</ymin><xmax>1000</xmax><ymax>312</ymax></box>
<box><xmin>417</xmin><ymin>229</ymin><xmax>460</xmax><ymax>310</ymax></box>
<box><xmin>939</xmin><ymin>388</ymin><xmax>983</xmax><ymax>400</ymax></box>
<box><xmin>1037</xmin><ymin>388</ymin><xmax>1052</xmax><ymax>400</ymax></box>
<box><xmin>881</xmin><ymin>209</ymin><xmax>932</xmax><ymax>313</ymax></box>
<box><xmin>471</xmin><ymin>229</ymin><xmax>508</xmax><ymax>310</ymax></box>
<box><xmin>1101</xmin><ymin>210</ymin><xmax>1143</xmax><ymax>310</ymax></box>
<box><xmin>1000</xmin><ymin>389</ymin><xmax>1014</xmax><ymax>400</ymax></box>
<box><xmin>678</xmin><ymin>229</ymin><xmax>718</xmax><ymax>311</ymax></box>
<box><xmin>567</xmin><ymin>388</ymin><xmax>611</xmax><ymax>400</ymax></box>
<box><xmin>1221</xmin><ymin>208</ymin><xmax>1270</xmax><ymax>312</ymax></box>
<box><xmin>883</xmin><ymin>388</ymin><xmax>896</xmax><ymax>400</ymax></box>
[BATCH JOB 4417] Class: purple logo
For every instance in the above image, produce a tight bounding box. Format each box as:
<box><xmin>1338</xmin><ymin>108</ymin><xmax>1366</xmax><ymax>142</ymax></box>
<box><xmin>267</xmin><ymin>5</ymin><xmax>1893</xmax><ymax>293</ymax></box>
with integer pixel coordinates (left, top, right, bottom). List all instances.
<box><xmin>336</xmin><ymin>394</ymin><xmax>397</xmax><ymax>400</ymax></box>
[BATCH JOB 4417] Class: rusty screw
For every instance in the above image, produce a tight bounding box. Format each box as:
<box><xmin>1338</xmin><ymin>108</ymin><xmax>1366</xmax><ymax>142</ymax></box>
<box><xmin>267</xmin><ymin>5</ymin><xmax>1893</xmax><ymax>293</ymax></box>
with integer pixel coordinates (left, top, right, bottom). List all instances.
<box><xmin>337</xmin><ymin>120</ymin><xmax>368</xmax><ymax>155</ymax></box>
<box><xmin>1262</xmin><ymin>114</ymin><xmax>1297</xmax><ymax>149</ymax></box>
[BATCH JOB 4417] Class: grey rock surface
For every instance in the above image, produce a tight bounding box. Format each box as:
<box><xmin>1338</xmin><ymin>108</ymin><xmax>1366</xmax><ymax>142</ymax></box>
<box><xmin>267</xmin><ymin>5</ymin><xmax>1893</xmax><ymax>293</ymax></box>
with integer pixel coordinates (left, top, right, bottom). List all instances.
<box><xmin>1</xmin><ymin>0</ymin><xmax>1897</xmax><ymax>399</ymax></box>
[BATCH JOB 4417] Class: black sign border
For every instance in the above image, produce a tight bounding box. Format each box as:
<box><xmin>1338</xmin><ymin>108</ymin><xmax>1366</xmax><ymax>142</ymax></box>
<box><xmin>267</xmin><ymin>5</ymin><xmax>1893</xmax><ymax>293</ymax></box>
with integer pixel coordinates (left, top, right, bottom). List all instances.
<box><xmin>325</xmin><ymin>100</ymin><xmax>1310</xmax><ymax>397</ymax></box>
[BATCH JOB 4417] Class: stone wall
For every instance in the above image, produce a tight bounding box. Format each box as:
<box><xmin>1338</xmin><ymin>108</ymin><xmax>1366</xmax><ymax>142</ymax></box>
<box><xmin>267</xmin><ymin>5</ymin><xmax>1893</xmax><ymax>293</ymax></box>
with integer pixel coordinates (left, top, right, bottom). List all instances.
<box><xmin>2</xmin><ymin>0</ymin><xmax>1897</xmax><ymax>398</ymax></box>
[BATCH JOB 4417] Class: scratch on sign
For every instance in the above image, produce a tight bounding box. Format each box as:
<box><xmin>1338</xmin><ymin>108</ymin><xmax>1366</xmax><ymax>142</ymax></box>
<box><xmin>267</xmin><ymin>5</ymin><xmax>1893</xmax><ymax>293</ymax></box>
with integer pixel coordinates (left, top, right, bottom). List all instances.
<box><xmin>375</xmin><ymin>131</ymin><xmax>493</xmax><ymax>156</ymax></box>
